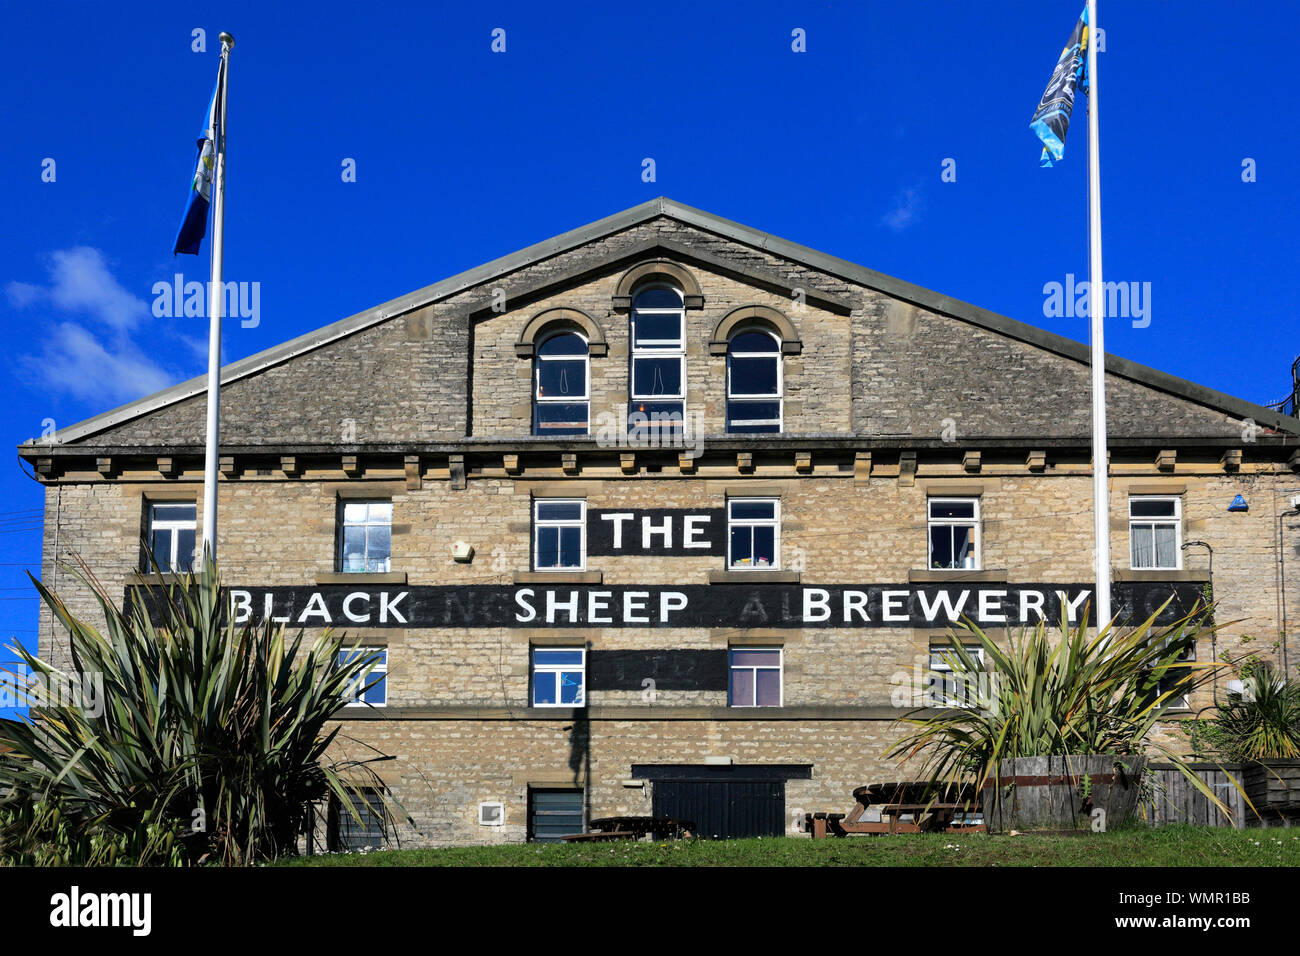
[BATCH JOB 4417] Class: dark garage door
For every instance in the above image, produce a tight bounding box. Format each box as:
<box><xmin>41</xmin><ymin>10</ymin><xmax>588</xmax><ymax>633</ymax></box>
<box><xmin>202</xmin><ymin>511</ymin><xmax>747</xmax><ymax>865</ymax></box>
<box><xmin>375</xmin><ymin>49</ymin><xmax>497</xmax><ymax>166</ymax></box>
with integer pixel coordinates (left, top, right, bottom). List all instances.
<box><xmin>652</xmin><ymin>780</ymin><xmax>785</xmax><ymax>840</ymax></box>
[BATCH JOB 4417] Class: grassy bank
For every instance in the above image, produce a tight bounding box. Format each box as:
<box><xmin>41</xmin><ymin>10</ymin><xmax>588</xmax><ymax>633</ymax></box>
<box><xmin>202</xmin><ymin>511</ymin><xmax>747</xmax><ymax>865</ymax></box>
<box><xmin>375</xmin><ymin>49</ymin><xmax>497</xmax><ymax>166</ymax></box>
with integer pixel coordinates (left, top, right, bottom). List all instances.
<box><xmin>278</xmin><ymin>826</ymin><xmax>1300</xmax><ymax>867</ymax></box>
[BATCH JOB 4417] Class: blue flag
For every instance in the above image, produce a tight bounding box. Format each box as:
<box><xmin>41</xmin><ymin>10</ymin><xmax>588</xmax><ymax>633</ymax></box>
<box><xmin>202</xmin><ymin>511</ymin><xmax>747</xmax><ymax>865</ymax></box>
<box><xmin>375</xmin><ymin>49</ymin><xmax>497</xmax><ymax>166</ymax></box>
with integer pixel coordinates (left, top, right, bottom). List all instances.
<box><xmin>1030</xmin><ymin>7</ymin><xmax>1090</xmax><ymax>167</ymax></box>
<box><xmin>172</xmin><ymin>66</ymin><xmax>224</xmax><ymax>256</ymax></box>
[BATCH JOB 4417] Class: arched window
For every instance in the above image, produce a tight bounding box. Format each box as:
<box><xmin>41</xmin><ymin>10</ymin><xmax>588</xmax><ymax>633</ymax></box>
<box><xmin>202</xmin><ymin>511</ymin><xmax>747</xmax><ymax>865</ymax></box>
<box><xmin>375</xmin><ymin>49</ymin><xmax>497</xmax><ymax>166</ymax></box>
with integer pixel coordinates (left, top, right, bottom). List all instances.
<box><xmin>726</xmin><ymin>327</ymin><xmax>782</xmax><ymax>433</ymax></box>
<box><xmin>629</xmin><ymin>284</ymin><xmax>685</xmax><ymax>433</ymax></box>
<box><xmin>533</xmin><ymin>329</ymin><xmax>589</xmax><ymax>436</ymax></box>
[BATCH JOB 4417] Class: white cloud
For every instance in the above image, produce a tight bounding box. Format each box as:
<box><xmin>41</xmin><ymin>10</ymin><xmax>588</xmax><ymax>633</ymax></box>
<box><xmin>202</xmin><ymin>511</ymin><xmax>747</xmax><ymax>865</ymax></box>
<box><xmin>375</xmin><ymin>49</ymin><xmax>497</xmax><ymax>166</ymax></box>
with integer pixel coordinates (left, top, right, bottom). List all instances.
<box><xmin>7</xmin><ymin>247</ymin><xmax>188</xmax><ymax>405</ymax></box>
<box><xmin>13</xmin><ymin>247</ymin><xmax>150</xmax><ymax>330</ymax></box>
<box><xmin>882</xmin><ymin>186</ymin><xmax>924</xmax><ymax>232</ymax></box>
<box><xmin>5</xmin><ymin>282</ymin><xmax>42</xmax><ymax>308</ymax></box>
<box><xmin>21</xmin><ymin>323</ymin><xmax>174</xmax><ymax>404</ymax></box>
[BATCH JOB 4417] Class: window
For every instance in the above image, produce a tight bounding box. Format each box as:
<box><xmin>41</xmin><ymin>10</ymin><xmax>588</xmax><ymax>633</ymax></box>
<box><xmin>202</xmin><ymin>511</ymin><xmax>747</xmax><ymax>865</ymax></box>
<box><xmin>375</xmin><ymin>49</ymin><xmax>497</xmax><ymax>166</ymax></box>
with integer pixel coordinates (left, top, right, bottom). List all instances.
<box><xmin>327</xmin><ymin>787</ymin><xmax>389</xmax><ymax>852</ymax></box>
<box><xmin>338</xmin><ymin>647</ymin><xmax>387</xmax><ymax>708</ymax></box>
<box><xmin>338</xmin><ymin>500</ymin><xmax>392</xmax><ymax>573</ymax></box>
<box><xmin>629</xmin><ymin>284</ymin><xmax>685</xmax><ymax>432</ymax></box>
<box><xmin>533</xmin><ymin>499</ymin><xmax>585</xmax><ymax>570</ymax></box>
<box><xmin>533</xmin><ymin>329</ymin><xmax>589</xmax><ymax>436</ymax></box>
<box><xmin>727</xmin><ymin>498</ymin><xmax>780</xmax><ymax>569</ymax></box>
<box><xmin>1129</xmin><ymin>496</ymin><xmax>1181</xmax><ymax>569</ymax></box>
<box><xmin>529</xmin><ymin>788</ymin><xmax>584</xmax><ymax>842</ymax></box>
<box><xmin>726</xmin><ymin>328</ymin><xmax>782</xmax><ymax>433</ymax></box>
<box><xmin>531</xmin><ymin>647</ymin><xmax>585</xmax><ymax>707</ymax></box>
<box><xmin>729</xmin><ymin>648</ymin><xmax>782</xmax><ymax>707</ymax></box>
<box><xmin>928</xmin><ymin>498</ymin><xmax>980</xmax><ymax>570</ymax></box>
<box><xmin>145</xmin><ymin>501</ymin><xmax>196</xmax><ymax>572</ymax></box>
<box><xmin>928</xmin><ymin>642</ymin><xmax>986</xmax><ymax>708</ymax></box>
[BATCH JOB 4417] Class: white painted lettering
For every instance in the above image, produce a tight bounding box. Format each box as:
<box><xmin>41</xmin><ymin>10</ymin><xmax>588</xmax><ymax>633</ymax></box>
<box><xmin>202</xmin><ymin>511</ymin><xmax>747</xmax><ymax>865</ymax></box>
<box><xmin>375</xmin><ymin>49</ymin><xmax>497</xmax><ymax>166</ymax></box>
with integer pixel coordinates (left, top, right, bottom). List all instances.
<box><xmin>1019</xmin><ymin>590</ymin><xmax>1046</xmax><ymax>622</ymax></box>
<box><xmin>882</xmin><ymin>590</ymin><xmax>910</xmax><ymax>623</ymax></box>
<box><xmin>514</xmin><ymin>588</ymin><xmax>536</xmax><ymax>623</ymax></box>
<box><xmin>379</xmin><ymin>591</ymin><xmax>408</xmax><ymax>624</ymax></box>
<box><xmin>1066</xmin><ymin>589</ymin><xmax>1091</xmax><ymax>624</ymax></box>
<box><xmin>918</xmin><ymin>589</ymin><xmax>970</xmax><ymax>622</ymax></box>
<box><xmin>979</xmin><ymin>590</ymin><xmax>1008</xmax><ymax>623</ymax></box>
<box><xmin>588</xmin><ymin>590</ymin><xmax>612</xmax><ymax>624</ymax></box>
<box><xmin>343</xmin><ymin>592</ymin><xmax>372</xmax><ymax>623</ymax></box>
<box><xmin>229</xmin><ymin>589</ymin><xmax>252</xmax><ymax>624</ymax></box>
<box><xmin>297</xmin><ymin>592</ymin><xmax>331</xmax><ymax>624</ymax></box>
<box><xmin>623</xmin><ymin>591</ymin><xmax>650</xmax><ymax>623</ymax></box>
<box><xmin>546</xmin><ymin>590</ymin><xmax>579</xmax><ymax>623</ymax></box>
<box><xmin>843</xmin><ymin>589</ymin><xmax>870</xmax><ymax>622</ymax></box>
<box><xmin>804</xmin><ymin>588</ymin><xmax>831</xmax><ymax>622</ymax></box>
<box><xmin>682</xmin><ymin>514</ymin><xmax>711</xmax><ymax>549</ymax></box>
<box><xmin>642</xmin><ymin>516</ymin><xmax>672</xmax><ymax>549</ymax></box>
<box><xmin>601</xmin><ymin>512</ymin><xmax>634</xmax><ymax>549</ymax></box>
<box><xmin>659</xmin><ymin>591</ymin><xmax>688</xmax><ymax>621</ymax></box>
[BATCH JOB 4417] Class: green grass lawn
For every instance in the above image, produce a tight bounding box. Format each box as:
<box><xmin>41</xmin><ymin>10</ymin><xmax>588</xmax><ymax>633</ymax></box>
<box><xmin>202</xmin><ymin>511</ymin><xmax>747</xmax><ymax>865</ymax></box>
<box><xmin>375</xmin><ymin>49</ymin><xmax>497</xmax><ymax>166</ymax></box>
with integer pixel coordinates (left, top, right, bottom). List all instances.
<box><xmin>278</xmin><ymin>826</ymin><xmax>1300</xmax><ymax>867</ymax></box>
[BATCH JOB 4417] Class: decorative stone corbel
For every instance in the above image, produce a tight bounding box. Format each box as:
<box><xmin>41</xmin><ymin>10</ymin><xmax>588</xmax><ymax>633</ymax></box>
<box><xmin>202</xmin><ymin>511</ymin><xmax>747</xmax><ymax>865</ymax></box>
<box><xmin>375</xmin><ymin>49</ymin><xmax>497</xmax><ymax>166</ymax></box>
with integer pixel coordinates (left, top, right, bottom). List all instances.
<box><xmin>898</xmin><ymin>451</ymin><xmax>918</xmax><ymax>487</ymax></box>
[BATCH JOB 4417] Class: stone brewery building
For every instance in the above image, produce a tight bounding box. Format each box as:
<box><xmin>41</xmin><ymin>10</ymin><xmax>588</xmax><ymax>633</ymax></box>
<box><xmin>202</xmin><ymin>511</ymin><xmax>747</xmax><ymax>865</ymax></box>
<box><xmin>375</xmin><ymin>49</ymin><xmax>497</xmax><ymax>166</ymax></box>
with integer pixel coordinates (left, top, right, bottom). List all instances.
<box><xmin>19</xmin><ymin>199</ymin><xmax>1300</xmax><ymax>847</ymax></box>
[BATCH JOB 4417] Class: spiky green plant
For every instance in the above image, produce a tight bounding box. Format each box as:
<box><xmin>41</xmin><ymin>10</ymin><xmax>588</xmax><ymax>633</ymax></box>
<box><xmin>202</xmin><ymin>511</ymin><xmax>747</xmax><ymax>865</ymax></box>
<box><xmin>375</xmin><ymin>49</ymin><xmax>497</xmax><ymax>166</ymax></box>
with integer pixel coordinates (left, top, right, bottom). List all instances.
<box><xmin>0</xmin><ymin>798</ymin><xmax>187</xmax><ymax>867</ymax></box>
<box><xmin>1209</xmin><ymin>666</ymin><xmax>1300</xmax><ymax>761</ymax></box>
<box><xmin>0</xmin><ymin>556</ymin><xmax>392</xmax><ymax>865</ymax></box>
<box><xmin>886</xmin><ymin>600</ymin><xmax>1238</xmax><ymax>814</ymax></box>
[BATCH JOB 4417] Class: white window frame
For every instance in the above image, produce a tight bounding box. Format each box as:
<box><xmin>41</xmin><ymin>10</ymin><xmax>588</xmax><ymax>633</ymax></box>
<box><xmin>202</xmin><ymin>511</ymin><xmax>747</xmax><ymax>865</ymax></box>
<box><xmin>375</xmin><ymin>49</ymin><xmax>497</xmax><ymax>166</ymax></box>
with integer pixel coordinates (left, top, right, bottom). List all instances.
<box><xmin>927</xmin><ymin>497</ymin><xmax>981</xmax><ymax>571</ymax></box>
<box><xmin>1129</xmin><ymin>495</ymin><xmax>1182</xmax><ymax>570</ymax></box>
<box><xmin>337</xmin><ymin>499</ymin><xmax>393</xmax><ymax>573</ymax></box>
<box><xmin>728</xmin><ymin>647</ymin><xmax>783</xmax><ymax>708</ymax></box>
<box><xmin>533</xmin><ymin>329</ymin><xmax>590</xmax><ymax>436</ymax></box>
<box><xmin>726</xmin><ymin>497</ymin><xmax>781</xmax><ymax>570</ymax></box>
<box><xmin>340</xmin><ymin>647</ymin><xmax>388</xmax><ymax>708</ymax></box>
<box><xmin>146</xmin><ymin>501</ymin><xmax>196</xmax><ymax>572</ymax></box>
<box><xmin>928</xmin><ymin>642</ymin><xmax>986</xmax><ymax>708</ymax></box>
<box><xmin>726</xmin><ymin>327</ymin><xmax>783</xmax><ymax>432</ymax></box>
<box><xmin>531</xmin><ymin>647</ymin><xmax>586</xmax><ymax>708</ymax></box>
<box><xmin>533</xmin><ymin>498</ymin><xmax>587</xmax><ymax>571</ymax></box>
<box><xmin>629</xmin><ymin>284</ymin><xmax>686</xmax><ymax>418</ymax></box>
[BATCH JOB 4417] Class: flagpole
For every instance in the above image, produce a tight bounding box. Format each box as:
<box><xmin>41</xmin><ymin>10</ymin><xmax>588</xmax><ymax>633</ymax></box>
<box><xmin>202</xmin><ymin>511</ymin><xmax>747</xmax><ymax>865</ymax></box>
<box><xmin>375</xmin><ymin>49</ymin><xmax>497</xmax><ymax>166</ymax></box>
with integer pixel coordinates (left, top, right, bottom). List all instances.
<box><xmin>201</xmin><ymin>32</ymin><xmax>234</xmax><ymax>567</ymax></box>
<box><xmin>1085</xmin><ymin>1</ymin><xmax>1111</xmax><ymax>630</ymax></box>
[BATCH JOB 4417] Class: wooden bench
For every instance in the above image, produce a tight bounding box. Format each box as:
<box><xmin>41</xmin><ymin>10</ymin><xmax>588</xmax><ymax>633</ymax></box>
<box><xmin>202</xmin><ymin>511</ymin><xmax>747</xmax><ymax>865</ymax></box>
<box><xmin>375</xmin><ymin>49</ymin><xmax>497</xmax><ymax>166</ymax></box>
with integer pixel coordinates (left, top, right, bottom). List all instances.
<box><xmin>561</xmin><ymin>831</ymin><xmax>637</xmax><ymax>842</ymax></box>
<box><xmin>806</xmin><ymin>782</ymin><xmax>985</xmax><ymax>838</ymax></box>
<box><xmin>562</xmin><ymin>816</ymin><xmax>696</xmax><ymax>842</ymax></box>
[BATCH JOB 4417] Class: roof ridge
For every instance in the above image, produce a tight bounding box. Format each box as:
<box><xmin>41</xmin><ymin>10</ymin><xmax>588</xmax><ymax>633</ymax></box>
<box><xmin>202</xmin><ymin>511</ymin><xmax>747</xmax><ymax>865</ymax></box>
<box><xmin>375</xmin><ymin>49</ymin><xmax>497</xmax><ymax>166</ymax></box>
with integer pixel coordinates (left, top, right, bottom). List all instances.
<box><xmin>28</xmin><ymin>199</ymin><xmax>1300</xmax><ymax>445</ymax></box>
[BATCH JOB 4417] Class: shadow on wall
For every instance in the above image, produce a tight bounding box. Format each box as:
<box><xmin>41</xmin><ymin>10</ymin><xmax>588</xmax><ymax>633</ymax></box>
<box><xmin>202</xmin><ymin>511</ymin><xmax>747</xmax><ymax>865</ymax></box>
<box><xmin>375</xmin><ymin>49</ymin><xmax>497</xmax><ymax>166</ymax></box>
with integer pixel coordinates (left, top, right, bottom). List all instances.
<box><xmin>565</xmin><ymin>708</ymin><xmax>591</xmax><ymax>827</ymax></box>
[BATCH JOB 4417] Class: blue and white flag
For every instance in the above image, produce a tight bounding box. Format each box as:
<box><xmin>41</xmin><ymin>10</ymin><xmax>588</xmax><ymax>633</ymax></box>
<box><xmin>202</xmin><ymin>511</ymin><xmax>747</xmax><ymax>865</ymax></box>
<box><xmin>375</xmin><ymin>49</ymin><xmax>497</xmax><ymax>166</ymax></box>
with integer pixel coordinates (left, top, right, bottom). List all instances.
<box><xmin>172</xmin><ymin>66</ymin><xmax>225</xmax><ymax>256</ymax></box>
<box><xmin>1030</xmin><ymin>7</ymin><xmax>1090</xmax><ymax>167</ymax></box>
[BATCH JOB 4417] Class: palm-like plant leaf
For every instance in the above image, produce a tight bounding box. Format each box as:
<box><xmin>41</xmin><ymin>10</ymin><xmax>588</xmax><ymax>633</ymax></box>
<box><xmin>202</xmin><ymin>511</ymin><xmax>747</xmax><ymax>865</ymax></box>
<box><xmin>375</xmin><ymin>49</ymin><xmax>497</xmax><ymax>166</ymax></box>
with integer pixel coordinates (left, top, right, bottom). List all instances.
<box><xmin>886</xmin><ymin>599</ymin><xmax>1245</xmax><ymax>819</ymax></box>
<box><xmin>0</xmin><ymin>554</ymin><xmax>395</xmax><ymax>865</ymax></box>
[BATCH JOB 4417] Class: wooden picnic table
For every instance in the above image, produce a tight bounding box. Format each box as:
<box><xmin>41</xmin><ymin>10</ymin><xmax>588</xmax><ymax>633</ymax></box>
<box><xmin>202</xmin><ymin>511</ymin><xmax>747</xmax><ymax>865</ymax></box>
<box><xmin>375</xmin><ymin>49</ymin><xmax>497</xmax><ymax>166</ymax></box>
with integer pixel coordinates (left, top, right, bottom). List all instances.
<box><xmin>806</xmin><ymin>782</ymin><xmax>983</xmax><ymax>838</ymax></box>
<box><xmin>561</xmin><ymin>816</ymin><xmax>696</xmax><ymax>842</ymax></box>
<box><xmin>589</xmin><ymin>816</ymin><xmax>695</xmax><ymax>838</ymax></box>
<box><xmin>561</xmin><ymin>831</ymin><xmax>637</xmax><ymax>842</ymax></box>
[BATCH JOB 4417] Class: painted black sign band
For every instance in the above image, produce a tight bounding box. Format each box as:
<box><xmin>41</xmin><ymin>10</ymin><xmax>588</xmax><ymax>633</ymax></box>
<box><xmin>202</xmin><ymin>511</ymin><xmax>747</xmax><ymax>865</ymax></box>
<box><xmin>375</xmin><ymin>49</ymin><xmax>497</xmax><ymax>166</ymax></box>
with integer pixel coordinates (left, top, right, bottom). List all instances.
<box><xmin>126</xmin><ymin>581</ymin><xmax>1207</xmax><ymax>630</ymax></box>
<box><xmin>586</xmin><ymin>508</ymin><xmax>726</xmax><ymax>556</ymax></box>
<box><xmin>588</xmin><ymin>650</ymin><xmax>728</xmax><ymax>691</ymax></box>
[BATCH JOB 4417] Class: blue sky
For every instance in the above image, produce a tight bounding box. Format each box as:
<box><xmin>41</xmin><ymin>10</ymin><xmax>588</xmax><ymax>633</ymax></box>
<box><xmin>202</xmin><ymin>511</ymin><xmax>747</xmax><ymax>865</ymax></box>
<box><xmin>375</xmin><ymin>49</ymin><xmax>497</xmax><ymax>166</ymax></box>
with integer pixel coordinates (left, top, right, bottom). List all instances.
<box><xmin>1</xmin><ymin>0</ymin><xmax>1296</xmax><ymax>711</ymax></box>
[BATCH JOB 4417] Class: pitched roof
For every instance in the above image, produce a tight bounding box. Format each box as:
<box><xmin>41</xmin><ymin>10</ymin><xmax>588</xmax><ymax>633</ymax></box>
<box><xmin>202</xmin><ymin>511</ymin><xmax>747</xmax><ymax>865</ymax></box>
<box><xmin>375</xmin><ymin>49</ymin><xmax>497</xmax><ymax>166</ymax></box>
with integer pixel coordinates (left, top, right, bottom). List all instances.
<box><xmin>28</xmin><ymin>197</ymin><xmax>1300</xmax><ymax>445</ymax></box>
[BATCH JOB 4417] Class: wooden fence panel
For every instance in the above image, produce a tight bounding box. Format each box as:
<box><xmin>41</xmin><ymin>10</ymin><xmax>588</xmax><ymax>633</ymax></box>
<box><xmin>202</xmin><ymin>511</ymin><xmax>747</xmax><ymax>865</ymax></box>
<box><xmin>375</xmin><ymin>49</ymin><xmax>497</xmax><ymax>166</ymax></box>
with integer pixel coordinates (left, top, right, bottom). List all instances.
<box><xmin>1141</xmin><ymin>763</ymin><xmax>1245</xmax><ymax>829</ymax></box>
